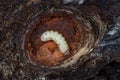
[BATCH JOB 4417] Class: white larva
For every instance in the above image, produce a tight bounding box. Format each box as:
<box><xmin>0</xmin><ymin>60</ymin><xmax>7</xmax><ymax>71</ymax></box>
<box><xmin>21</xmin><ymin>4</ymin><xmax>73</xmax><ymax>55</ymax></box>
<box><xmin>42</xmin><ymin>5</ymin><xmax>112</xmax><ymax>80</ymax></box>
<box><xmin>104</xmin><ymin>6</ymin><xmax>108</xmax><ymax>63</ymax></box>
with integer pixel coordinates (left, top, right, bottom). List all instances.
<box><xmin>41</xmin><ymin>30</ymin><xmax>69</xmax><ymax>53</ymax></box>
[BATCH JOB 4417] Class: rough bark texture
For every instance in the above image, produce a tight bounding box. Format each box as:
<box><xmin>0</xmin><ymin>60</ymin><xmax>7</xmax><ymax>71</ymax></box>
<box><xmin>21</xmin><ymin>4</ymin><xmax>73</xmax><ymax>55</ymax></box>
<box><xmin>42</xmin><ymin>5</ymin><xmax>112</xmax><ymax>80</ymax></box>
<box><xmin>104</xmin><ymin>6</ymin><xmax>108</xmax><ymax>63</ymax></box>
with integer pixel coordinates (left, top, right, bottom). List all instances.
<box><xmin>0</xmin><ymin>0</ymin><xmax>120</xmax><ymax>80</ymax></box>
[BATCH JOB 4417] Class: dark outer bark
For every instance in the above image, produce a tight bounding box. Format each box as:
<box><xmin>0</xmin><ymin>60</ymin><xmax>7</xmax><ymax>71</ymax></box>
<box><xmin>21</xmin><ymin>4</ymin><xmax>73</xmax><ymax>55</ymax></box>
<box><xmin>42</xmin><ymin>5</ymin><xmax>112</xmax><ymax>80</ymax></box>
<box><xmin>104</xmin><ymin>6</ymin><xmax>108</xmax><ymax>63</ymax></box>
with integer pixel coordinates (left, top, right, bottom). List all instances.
<box><xmin>0</xmin><ymin>0</ymin><xmax>120</xmax><ymax>80</ymax></box>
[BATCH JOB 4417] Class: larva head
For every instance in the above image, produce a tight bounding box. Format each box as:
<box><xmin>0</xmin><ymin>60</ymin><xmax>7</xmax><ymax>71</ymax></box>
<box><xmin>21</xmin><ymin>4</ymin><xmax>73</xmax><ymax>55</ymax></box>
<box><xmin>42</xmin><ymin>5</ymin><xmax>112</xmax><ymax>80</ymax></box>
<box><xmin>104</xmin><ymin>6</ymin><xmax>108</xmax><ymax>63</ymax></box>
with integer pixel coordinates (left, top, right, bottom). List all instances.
<box><xmin>41</xmin><ymin>31</ymin><xmax>51</xmax><ymax>41</ymax></box>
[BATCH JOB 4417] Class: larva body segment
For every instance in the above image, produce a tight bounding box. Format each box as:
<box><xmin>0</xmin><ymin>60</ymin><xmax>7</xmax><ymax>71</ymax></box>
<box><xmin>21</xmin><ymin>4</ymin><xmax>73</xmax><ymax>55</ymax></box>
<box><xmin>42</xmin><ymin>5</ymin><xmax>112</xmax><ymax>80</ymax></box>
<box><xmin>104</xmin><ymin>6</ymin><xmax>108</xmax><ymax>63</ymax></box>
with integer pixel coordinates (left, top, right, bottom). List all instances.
<box><xmin>41</xmin><ymin>30</ymin><xmax>69</xmax><ymax>53</ymax></box>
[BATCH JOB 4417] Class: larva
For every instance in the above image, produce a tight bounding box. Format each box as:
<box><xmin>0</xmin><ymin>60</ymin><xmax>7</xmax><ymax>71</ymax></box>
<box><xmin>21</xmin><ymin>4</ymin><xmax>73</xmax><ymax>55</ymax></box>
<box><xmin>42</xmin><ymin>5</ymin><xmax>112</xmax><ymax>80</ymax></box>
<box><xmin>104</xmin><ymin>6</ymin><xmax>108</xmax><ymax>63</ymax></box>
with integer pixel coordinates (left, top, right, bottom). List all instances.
<box><xmin>41</xmin><ymin>30</ymin><xmax>69</xmax><ymax>53</ymax></box>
